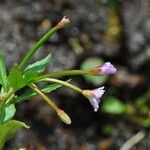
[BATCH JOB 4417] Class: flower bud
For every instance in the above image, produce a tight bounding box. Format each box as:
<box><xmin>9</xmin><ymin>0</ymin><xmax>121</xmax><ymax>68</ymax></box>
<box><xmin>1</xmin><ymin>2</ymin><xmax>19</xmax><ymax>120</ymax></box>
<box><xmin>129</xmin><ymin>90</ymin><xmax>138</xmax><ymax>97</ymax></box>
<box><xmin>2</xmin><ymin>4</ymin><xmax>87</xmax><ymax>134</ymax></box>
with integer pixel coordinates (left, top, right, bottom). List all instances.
<box><xmin>89</xmin><ymin>62</ymin><xmax>116</xmax><ymax>75</ymax></box>
<box><xmin>100</xmin><ymin>62</ymin><xmax>116</xmax><ymax>74</ymax></box>
<box><xmin>56</xmin><ymin>16</ymin><xmax>70</xmax><ymax>29</ymax></box>
<box><xmin>57</xmin><ymin>109</ymin><xmax>71</xmax><ymax>125</ymax></box>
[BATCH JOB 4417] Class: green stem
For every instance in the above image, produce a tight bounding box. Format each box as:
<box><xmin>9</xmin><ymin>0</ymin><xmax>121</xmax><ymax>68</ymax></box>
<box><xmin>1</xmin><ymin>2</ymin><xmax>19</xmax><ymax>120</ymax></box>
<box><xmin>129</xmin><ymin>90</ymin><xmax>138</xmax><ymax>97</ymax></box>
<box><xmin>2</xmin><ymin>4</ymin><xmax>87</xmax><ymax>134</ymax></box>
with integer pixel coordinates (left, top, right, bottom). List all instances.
<box><xmin>19</xmin><ymin>27</ymin><xmax>58</xmax><ymax>70</ymax></box>
<box><xmin>36</xmin><ymin>70</ymin><xmax>89</xmax><ymax>80</ymax></box>
<box><xmin>29</xmin><ymin>83</ymin><xmax>58</xmax><ymax>111</ymax></box>
<box><xmin>41</xmin><ymin>78</ymin><xmax>83</xmax><ymax>94</ymax></box>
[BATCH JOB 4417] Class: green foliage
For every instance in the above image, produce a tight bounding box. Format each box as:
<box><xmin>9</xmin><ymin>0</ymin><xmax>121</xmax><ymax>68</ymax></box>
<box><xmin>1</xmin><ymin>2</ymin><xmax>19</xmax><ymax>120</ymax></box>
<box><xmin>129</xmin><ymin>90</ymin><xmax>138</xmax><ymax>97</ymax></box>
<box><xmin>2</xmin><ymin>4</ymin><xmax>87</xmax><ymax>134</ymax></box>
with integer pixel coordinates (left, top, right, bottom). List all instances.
<box><xmin>0</xmin><ymin>120</ymin><xmax>29</xmax><ymax>150</ymax></box>
<box><xmin>0</xmin><ymin>19</ymin><xmax>71</xmax><ymax>148</ymax></box>
<box><xmin>143</xmin><ymin>118</ymin><xmax>150</xmax><ymax>128</ymax></box>
<box><xmin>0</xmin><ymin>104</ymin><xmax>16</xmax><ymax>124</ymax></box>
<box><xmin>23</xmin><ymin>54</ymin><xmax>52</xmax><ymax>83</ymax></box>
<box><xmin>80</xmin><ymin>57</ymin><xmax>108</xmax><ymax>85</ymax></box>
<box><xmin>0</xmin><ymin>54</ymin><xmax>60</xmax><ymax>148</ymax></box>
<box><xmin>8</xmin><ymin>66</ymin><xmax>26</xmax><ymax>91</ymax></box>
<box><xmin>23</xmin><ymin>71</ymin><xmax>39</xmax><ymax>84</ymax></box>
<box><xmin>135</xmin><ymin>97</ymin><xmax>146</xmax><ymax>108</ymax></box>
<box><xmin>0</xmin><ymin>109</ymin><xmax>5</xmax><ymax>124</ymax></box>
<box><xmin>0</xmin><ymin>17</ymin><xmax>122</xmax><ymax>148</ymax></box>
<box><xmin>135</xmin><ymin>97</ymin><xmax>150</xmax><ymax>127</ymax></box>
<box><xmin>0</xmin><ymin>51</ymin><xmax>8</xmax><ymax>91</ymax></box>
<box><xmin>24</xmin><ymin>53</ymin><xmax>52</xmax><ymax>74</ymax></box>
<box><xmin>13</xmin><ymin>83</ymin><xmax>64</xmax><ymax>104</ymax></box>
<box><xmin>7</xmin><ymin>54</ymin><xmax>52</xmax><ymax>91</ymax></box>
<box><xmin>102</xmin><ymin>97</ymin><xmax>126</xmax><ymax>114</ymax></box>
<box><xmin>136</xmin><ymin>97</ymin><xmax>149</xmax><ymax>114</ymax></box>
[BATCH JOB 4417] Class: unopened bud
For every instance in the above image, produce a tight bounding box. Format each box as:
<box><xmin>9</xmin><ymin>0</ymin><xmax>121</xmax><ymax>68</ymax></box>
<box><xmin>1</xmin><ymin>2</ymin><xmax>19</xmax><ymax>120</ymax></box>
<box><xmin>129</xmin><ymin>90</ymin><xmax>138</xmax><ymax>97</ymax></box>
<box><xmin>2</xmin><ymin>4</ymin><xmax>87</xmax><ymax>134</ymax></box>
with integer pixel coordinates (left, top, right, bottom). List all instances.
<box><xmin>89</xmin><ymin>62</ymin><xmax>117</xmax><ymax>75</ymax></box>
<box><xmin>56</xmin><ymin>16</ymin><xmax>70</xmax><ymax>29</ymax></box>
<box><xmin>57</xmin><ymin>109</ymin><xmax>71</xmax><ymax>125</ymax></box>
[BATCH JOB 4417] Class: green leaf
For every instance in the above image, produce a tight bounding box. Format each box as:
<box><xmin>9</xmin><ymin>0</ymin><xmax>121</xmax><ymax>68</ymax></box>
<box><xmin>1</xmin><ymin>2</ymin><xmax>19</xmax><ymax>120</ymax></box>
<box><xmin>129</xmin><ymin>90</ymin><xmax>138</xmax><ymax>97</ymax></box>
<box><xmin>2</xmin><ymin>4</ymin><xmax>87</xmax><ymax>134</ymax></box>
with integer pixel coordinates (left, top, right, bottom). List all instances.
<box><xmin>0</xmin><ymin>120</ymin><xmax>29</xmax><ymax>150</ymax></box>
<box><xmin>0</xmin><ymin>109</ymin><xmax>5</xmax><ymax>124</ymax></box>
<box><xmin>23</xmin><ymin>71</ymin><xmax>39</xmax><ymax>84</ymax></box>
<box><xmin>0</xmin><ymin>51</ymin><xmax>8</xmax><ymax>91</ymax></box>
<box><xmin>143</xmin><ymin>118</ymin><xmax>150</xmax><ymax>128</ymax></box>
<box><xmin>4</xmin><ymin>104</ymin><xmax>16</xmax><ymax>123</ymax></box>
<box><xmin>8</xmin><ymin>66</ymin><xmax>26</xmax><ymax>91</ymax></box>
<box><xmin>135</xmin><ymin>97</ymin><xmax>146</xmax><ymax>109</ymax></box>
<box><xmin>24</xmin><ymin>53</ymin><xmax>52</xmax><ymax>74</ymax></box>
<box><xmin>0</xmin><ymin>104</ymin><xmax>16</xmax><ymax>124</ymax></box>
<box><xmin>12</xmin><ymin>83</ymin><xmax>64</xmax><ymax>104</ymax></box>
<box><xmin>135</xmin><ymin>97</ymin><xmax>149</xmax><ymax>114</ymax></box>
<box><xmin>80</xmin><ymin>57</ymin><xmax>108</xmax><ymax>85</ymax></box>
<box><xmin>102</xmin><ymin>97</ymin><xmax>126</xmax><ymax>114</ymax></box>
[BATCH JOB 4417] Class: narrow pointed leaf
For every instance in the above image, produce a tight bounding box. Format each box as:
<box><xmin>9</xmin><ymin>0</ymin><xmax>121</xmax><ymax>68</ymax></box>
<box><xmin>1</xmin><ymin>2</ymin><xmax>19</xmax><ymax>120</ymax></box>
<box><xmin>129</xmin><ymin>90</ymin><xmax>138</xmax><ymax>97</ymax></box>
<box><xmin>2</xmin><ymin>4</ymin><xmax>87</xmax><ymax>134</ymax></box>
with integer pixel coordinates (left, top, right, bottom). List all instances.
<box><xmin>0</xmin><ymin>120</ymin><xmax>29</xmax><ymax>150</ymax></box>
<box><xmin>0</xmin><ymin>51</ymin><xmax>8</xmax><ymax>90</ymax></box>
<box><xmin>4</xmin><ymin>104</ymin><xmax>16</xmax><ymax>123</ymax></box>
<box><xmin>14</xmin><ymin>83</ymin><xmax>63</xmax><ymax>104</ymax></box>
<box><xmin>8</xmin><ymin>66</ymin><xmax>26</xmax><ymax>91</ymax></box>
<box><xmin>24</xmin><ymin>53</ymin><xmax>52</xmax><ymax>74</ymax></box>
<box><xmin>0</xmin><ymin>104</ymin><xmax>16</xmax><ymax>124</ymax></box>
<box><xmin>23</xmin><ymin>71</ymin><xmax>39</xmax><ymax>83</ymax></box>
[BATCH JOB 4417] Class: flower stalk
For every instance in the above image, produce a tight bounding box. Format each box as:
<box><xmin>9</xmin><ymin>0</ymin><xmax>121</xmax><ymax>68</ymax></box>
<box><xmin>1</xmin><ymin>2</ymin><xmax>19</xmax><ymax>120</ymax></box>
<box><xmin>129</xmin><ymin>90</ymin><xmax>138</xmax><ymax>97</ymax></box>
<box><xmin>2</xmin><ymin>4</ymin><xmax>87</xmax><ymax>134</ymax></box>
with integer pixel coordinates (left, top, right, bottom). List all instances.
<box><xmin>30</xmin><ymin>83</ymin><xmax>71</xmax><ymax>125</ymax></box>
<box><xmin>37</xmin><ymin>70</ymin><xmax>88</xmax><ymax>80</ymax></box>
<box><xmin>36</xmin><ymin>62</ymin><xmax>116</xmax><ymax>81</ymax></box>
<box><xmin>19</xmin><ymin>16</ymin><xmax>70</xmax><ymax>70</ymax></box>
<box><xmin>41</xmin><ymin>78</ymin><xmax>83</xmax><ymax>94</ymax></box>
<box><xmin>30</xmin><ymin>83</ymin><xmax>58</xmax><ymax>111</ymax></box>
<box><xmin>19</xmin><ymin>27</ymin><xmax>57</xmax><ymax>70</ymax></box>
<box><xmin>40</xmin><ymin>78</ymin><xmax>105</xmax><ymax>112</ymax></box>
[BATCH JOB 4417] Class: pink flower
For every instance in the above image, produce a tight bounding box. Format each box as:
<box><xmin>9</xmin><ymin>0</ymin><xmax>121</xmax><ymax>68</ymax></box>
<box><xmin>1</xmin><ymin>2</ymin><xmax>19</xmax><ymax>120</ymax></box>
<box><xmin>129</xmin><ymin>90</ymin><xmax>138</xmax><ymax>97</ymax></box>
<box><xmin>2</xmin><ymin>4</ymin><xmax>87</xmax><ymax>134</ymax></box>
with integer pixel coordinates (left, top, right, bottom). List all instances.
<box><xmin>100</xmin><ymin>62</ymin><xmax>116</xmax><ymax>74</ymax></box>
<box><xmin>83</xmin><ymin>86</ymin><xmax>105</xmax><ymax>112</ymax></box>
<box><xmin>90</xmin><ymin>62</ymin><xmax>116</xmax><ymax>75</ymax></box>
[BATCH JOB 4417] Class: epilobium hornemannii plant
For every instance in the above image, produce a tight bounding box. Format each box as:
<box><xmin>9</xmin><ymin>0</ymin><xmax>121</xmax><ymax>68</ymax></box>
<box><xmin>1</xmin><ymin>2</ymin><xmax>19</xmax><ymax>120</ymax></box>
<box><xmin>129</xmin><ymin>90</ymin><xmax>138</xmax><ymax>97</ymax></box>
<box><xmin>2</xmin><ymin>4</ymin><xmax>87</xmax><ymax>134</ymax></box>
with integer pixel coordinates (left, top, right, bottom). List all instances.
<box><xmin>0</xmin><ymin>16</ymin><xmax>116</xmax><ymax>149</ymax></box>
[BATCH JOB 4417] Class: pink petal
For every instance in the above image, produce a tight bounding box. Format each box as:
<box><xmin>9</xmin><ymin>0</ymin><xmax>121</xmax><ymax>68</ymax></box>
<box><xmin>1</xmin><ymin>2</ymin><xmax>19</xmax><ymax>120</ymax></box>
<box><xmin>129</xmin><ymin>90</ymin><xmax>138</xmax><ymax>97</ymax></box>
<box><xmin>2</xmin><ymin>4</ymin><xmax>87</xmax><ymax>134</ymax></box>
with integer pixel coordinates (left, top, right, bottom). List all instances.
<box><xmin>89</xmin><ymin>98</ymin><xmax>99</xmax><ymax>112</ymax></box>
<box><xmin>101</xmin><ymin>62</ymin><xmax>117</xmax><ymax>74</ymax></box>
<box><xmin>91</xmin><ymin>86</ymin><xmax>105</xmax><ymax>99</ymax></box>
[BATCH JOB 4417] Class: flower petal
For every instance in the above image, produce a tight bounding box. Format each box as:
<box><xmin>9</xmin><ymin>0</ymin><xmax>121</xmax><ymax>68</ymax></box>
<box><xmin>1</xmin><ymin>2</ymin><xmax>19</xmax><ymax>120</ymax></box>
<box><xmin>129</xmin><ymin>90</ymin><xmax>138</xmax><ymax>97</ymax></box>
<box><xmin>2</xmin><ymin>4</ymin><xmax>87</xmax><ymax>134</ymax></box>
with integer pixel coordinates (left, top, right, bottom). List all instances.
<box><xmin>89</xmin><ymin>98</ymin><xmax>99</xmax><ymax>112</ymax></box>
<box><xmin>83</xmin><ymin>87</ymin><xmax>105</xmax><ymax>112</ymax></box>
<box><xmin>91</xmin><ymin>86</ymin><xmax>105</xmax><ymax>99</ymax></box>
<box><xmin>101</xmin><ymin>62</ymin><xmax>117</xmax><ymax>74</ymax></box>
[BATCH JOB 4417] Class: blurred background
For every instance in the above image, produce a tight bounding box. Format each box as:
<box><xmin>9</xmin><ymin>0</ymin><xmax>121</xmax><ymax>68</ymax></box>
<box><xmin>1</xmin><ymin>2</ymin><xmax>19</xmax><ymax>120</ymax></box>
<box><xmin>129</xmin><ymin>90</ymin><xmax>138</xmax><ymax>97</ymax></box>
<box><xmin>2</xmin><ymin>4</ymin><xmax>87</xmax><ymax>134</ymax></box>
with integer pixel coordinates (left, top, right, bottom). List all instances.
<box><xmin>0</xmin><ymin>0</ymin><xmax>150</xmax><ymax>149</ymax></box>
